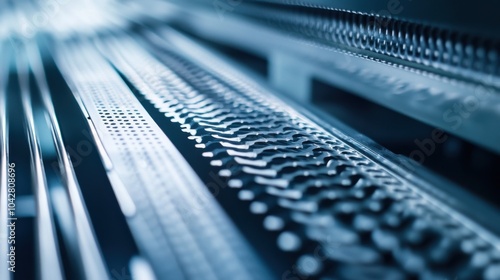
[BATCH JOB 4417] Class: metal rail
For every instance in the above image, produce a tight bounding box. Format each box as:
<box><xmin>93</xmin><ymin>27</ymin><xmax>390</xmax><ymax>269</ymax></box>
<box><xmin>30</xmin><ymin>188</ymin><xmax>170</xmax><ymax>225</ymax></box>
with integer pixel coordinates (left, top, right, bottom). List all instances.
<box><xmin>26</xmin><ymin>43</ymin><xmax>110</xmax><ymax>280</ymax></box>
<box><xmin>0</xmin><ymin>41</ymin><xmax>12</xmax><ymax>280</ymax></box>
<box><xmin>17</xmin><ymin>44</ymin><xmax>65</xmax><ymax>280</ymax></box>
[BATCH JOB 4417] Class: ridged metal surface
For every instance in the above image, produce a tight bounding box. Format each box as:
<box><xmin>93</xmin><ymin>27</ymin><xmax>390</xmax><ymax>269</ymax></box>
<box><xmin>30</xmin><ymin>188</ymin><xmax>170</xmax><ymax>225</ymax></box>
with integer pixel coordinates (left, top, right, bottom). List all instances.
<box><xmin>162</xmin><ymin>1</ymin><xmax>500</xmax><ymax>155</ymax></box>
<box><xmin>97</xmin><ymin>29</ymin><xmax>500</xmax><ymax>279</ymax></box>
<box><xmin>53</xmin><ymin>39</ymin><xmax>272</xmax><ymax>280</ymax></box>
<box><xmin>231</xmin><ymin>0</ymin><xmax>500</xmax><ymax>41</ymax></box>
<box><xmin>233</xmin><ymin>2</ymin><xmax>500</xmax><ymax>87</ymax></box>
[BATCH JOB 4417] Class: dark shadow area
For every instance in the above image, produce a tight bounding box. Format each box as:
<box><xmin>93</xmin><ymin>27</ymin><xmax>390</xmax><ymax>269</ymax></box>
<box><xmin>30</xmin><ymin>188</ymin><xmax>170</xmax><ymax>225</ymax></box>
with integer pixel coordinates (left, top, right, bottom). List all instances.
<box><xmin>7</xmin><ymin>70</ymin><xmax>35</xmax><ymax>280</ymax></box>
<box><xmin>311</xmin><ymin>78</ymin><xmax>500</xmax><ymax>207</ymax></box>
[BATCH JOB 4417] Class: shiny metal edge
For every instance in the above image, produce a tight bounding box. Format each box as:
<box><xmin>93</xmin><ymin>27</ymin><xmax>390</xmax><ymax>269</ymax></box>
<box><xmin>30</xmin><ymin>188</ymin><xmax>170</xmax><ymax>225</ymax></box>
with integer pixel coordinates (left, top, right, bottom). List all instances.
<box><xmin>186</xmin><ymin>0</ymin><xmax>500</xmax><ymax>40</ymax></box>
<box><xmin>26</xmin><ymin>43</ymin><xmax>109</xmax><ymax>280</ymax></box>
<box><xmin>0</xmin><ymin>41</ymin><xmax>13</xmax><ymax>280</ymax></box>
<box><xmin>16</xmin><ymin>45</ymin><xmax>65</xmax><ymax>280</ymax></box>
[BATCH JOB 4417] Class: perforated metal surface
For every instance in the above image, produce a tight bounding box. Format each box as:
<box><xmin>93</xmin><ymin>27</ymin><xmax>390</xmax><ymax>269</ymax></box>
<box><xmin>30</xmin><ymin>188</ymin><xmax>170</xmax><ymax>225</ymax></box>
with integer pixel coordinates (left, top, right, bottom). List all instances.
<box><xmin>54</xmin><ymin>40</ymin><xmax>271</xmax><ymax>280</ymax></box>
<box><xmin>98</xmin><ymin>30</ymin><xmax>500</xmax><ymax>279</ymax></box>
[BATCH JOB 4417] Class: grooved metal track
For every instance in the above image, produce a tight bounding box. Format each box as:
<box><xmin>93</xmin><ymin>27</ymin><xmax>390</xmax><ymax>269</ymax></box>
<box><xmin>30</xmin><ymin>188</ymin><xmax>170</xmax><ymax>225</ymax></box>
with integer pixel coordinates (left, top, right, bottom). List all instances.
<box><xmin>242</xmin><ymin>0</ymin><xmax>500</xmax><ymax>39</ymax></box>
<box><xmin>18</xmin><ymin>45</ymin><xmax>65</xmax><ymax>280</ymax></box>
<box><xmin>94</xmin><ymin>29</ymin><xmax>500</xmax><ymax>279</ymax></box>
<box><xmin>53</xmin><ymin>39</ymin><xmax>271</xmax><ymax>280</ymax></box>
<box><xmin>230</xmin><ymin>2</ymin><xmax>500</xmax><ymax>88</ymax></box>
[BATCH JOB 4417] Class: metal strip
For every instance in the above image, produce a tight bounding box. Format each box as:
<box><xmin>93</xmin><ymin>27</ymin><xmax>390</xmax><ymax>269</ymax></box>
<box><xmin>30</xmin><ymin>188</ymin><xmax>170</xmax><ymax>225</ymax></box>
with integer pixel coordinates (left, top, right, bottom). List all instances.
<box><xmin>169</xmin><ymin>0</ymin><xmax>500</xmax><ymax>86</ymax></box>
<box><xmin>53</xmin><ymin>39</ymin><xmax>185</xmax><ymax>280</ymax></box>
<box><xmin>54</xmin><ymin>38</ymin><xmax>272</xmax><ymax>280</ymax></box>
<box><xmin>0</xmin><ymin>42</ymin><xmax>12</xmax><ymax>280</ymax></box>
<box><xmin>26</xmin><ymin>43</ymin><xmax>110</xmax><ymax>280</ymax></box>
<box><xmin>221</xmin><ymin>0</ymin><xmax>500</xmax><ymax>40</ymax></box>
<box><xmin>17</xmin><ymin>45</ymin><xmax>65</xmax><ymax>280</ymax></box>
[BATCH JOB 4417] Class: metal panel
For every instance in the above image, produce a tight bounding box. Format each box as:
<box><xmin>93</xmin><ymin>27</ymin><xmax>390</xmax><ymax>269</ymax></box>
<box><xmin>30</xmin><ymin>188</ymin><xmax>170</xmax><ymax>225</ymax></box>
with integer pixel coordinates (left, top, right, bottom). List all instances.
<box><xmin>53</xmin><ymin>39</ymin><xmax>272</xmax><ymax>280</ymax></box>
<box><xmin>97</xmin><ymin>28</ymin><xmax>500</xmax><ymax>278</ymax></box>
